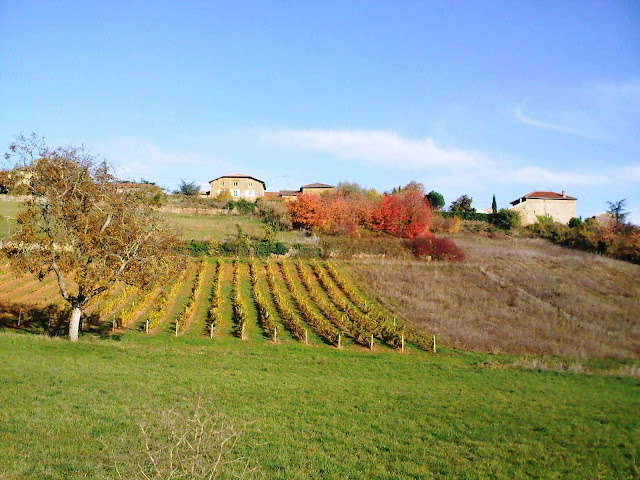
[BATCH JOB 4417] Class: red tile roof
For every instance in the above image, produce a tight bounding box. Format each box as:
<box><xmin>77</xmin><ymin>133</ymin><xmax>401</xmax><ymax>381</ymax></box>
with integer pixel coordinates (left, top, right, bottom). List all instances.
<box><xmin>510</xmin><ymin>190</ymin><xmax>577</xmax><ymax>205</ymax></box>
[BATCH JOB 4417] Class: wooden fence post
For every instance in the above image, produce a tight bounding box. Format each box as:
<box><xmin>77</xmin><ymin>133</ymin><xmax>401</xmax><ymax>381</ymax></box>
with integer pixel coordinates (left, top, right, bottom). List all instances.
<box><xmin>338</xmin><ymin>334</ymin><xmax>341</xmax><ymax>349</ymax></box>
<box><xmin>370</xmin><ymin>334</ymin><xmax>374</xmax><ymax>351</ymax></box>
<box><xmin>401</xmin><ymin>335</ymin><xmax>405</xmax><ymax>353</ymax></box>
<box><xmin>175</xmin><ymin>321</ymin><xmax>179</xmax><ymax>337</ymax></box>
<box><xmin>433</xmin><ymin>335</ymin><xmax>436</xmax><ymax>354</ymax></box>
<box><xmin>305</xmin><ymin>329</ymin><xmax>308</xmax><ymax>345</ymax></box>
<box><xmin>146</xmin><ymin>319</ymin><xmax>149</xmax><ymax>334</ymax></box>
<box><xmin>17</xmin><ymin>310</ymin><xmax>22</xmax><ymax>327</ymax></box>
<box><xmin>112</xmin><ymin>317</ymin><xmax>116</xmax><ymax>333</ymax></box>
<box><xmin>209</xmin><ymin>323</ymin><xmax>213</xmax><ymax>339</ymax></box>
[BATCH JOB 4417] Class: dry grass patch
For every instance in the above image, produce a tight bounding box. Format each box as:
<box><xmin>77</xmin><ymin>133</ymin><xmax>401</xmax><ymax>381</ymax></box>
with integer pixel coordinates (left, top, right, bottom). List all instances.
<box><xmin>343</xmin><ymin>236</ymin><xmax>640</xmax><ymax>358</ymax></box>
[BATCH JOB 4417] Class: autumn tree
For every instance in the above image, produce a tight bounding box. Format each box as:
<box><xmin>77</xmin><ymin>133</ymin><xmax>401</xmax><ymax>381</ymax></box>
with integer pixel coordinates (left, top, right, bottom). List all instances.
<box><xmin>372</xmin><ymin>188</ymin><xmax>432</xmax><ymax>238</ymax></box>
<box><xmin>286</xmin><ymin>194</ymin><xmax>327</xmax><ymax>229</ymax></box>
<box><xmin>2</xmin><ymin>135</ymin><xmax>180</xmax><ymax>341</ymax></box>
<box><xmin>450</xmin><ymin>194</ymin><xmax>475</xmax><ymax>212</ymax></box>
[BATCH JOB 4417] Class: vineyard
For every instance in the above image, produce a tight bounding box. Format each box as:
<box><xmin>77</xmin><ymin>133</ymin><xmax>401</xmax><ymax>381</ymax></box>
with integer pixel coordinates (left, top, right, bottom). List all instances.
<box><xmin>0</xmin><ymin>259</ymin><xmax>433</xmax><ymax>352</ymax></box>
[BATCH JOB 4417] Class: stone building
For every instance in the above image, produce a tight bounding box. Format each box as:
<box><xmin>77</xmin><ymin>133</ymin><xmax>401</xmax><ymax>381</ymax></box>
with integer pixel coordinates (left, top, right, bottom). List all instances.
<box><xmin>509</xmin><ymin>190</ymin><xmax>577</xmax><ymax>226</ymax></box>
<box><xmin>209</xmin><ymin>174</ymin><xmax>266</xmax><ymax>202</ymax></box>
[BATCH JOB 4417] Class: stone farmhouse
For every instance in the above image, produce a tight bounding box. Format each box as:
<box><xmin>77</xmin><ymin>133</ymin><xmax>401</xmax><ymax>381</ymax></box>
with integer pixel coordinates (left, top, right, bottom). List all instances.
<box><xmin>509</xmin><ymin>190</ymin><xmax>577</xmax><ymax>226</ymax></box>
<box><xmin>208</xmin><ymin>174</ymin><xmax>334</xmax><ymax>202</ymax></box>
<box><xmin>209</xmin><ymin>174</ymin><xmax>266</xmax><ymax>201</ymax></box>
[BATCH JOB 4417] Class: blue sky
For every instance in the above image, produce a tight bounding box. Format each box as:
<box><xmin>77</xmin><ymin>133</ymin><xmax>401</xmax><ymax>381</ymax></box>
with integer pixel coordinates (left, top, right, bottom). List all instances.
<box><xmin>1</xmin><ymin>1</ymin><xmax>639</xmax><ymax>222</ymax></box>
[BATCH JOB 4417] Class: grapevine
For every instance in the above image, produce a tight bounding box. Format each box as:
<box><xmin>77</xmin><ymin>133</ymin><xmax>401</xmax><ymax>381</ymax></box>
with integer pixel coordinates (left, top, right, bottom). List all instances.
<box><xmin>232</xmin><ymin>260</ymin><xmax>248</xmax><ymax>339</ymax></box>
<box><xmin>324</xmin><ymin>261</ymin><xmax>403</xmax><ymax>347</ymax></box>
<box><xmin>280</xmin><ymin>260</ymin><xmax>340</xmax><ymax>347</ymax></box>
<box><xmin>98</xmin><ymin>284</ymin><xmax>137</xmax><ymax>323</ymax></box>
<box><xmin>249</xmin><ymin>260</ymin><xmax>278</xmax><ymax>340</ymax></box>
<box><xmin>312</xmin><ymin>261</ymin><xmax>402</xmax><ymax>348</ymax></box>
<box><xmin>146</xmin><ymin>270</ymin><xmax>188</xmax><ymax>330</ymax></box>
<box><xmin>295</xmin><ymin>260</ymin><xmax>370</xmax><ymax>347</ymax></box>
<box><xmin>176</xmin><ymin>259</ymin><xmax>207</xmax><ymax>334</ymax></box>
<box><xmin>116</xmin><ymin>285</ymin><xmax>159</xmax><ymax>328</ymax></box>
<box><xmin>207</xmin><ymin>258</ymin><xmax>224</xmax><ymax>335</ymax></box>
<box><xmin>265</xmin><ymin>261</ymin><xmax>306</xmax><ymax>342</ymax></box>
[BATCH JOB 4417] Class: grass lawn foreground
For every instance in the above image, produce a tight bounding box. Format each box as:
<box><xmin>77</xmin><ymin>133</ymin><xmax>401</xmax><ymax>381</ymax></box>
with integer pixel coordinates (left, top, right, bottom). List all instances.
<box><xmin>0</xmin><ymin>332</ymin><xmax>638</xmax><ymax>479</ymax></box>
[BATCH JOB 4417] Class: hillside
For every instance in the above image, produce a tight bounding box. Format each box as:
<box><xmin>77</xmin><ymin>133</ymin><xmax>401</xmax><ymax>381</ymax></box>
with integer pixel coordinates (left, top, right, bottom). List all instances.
<box><xmin>343</xmin><ymin>235</ymin><xmax>640</xmax><ymax>358</ymax></box>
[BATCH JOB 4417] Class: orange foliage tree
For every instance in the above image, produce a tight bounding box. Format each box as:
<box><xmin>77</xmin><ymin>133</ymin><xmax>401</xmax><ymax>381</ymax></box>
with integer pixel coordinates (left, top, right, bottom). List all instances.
<box><xmin>286</xmin><ymin>194</ymin><xmax>327</xmax><ymax>229</ymax></box>
<box><xmin>372</xmin><ymin>190</ymin><xmax>432</xmax><ymax>238</ymax></box>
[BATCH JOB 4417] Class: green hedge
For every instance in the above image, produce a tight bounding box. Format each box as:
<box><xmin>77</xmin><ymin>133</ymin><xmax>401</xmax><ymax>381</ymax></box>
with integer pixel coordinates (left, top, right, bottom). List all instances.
<box><xmin>437</xmin><ymin>211</ymin><xmax>489</xmax><ymax>222</ymax></box>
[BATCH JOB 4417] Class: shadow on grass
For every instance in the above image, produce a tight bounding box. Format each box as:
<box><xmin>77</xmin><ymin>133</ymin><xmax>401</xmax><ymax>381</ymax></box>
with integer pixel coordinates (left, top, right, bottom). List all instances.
<box><xmin>0</xmin><ymin>301</ymin><xmax>122</xmax><ymax>339</ymax></box>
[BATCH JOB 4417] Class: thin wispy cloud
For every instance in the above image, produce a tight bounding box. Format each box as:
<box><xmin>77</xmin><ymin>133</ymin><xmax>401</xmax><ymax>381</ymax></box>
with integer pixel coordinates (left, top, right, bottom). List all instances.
<box><xmin>261</xmin><ymin>129</ymin><xmax>486</xmax><ymax>170</ymax></box>
<box><xmin>505</xmin><ymin>166</ymin><xmax>610</xmax><ymax>186</ymax></box>
<box><xmin>514</xmin><ymin>103</ymin><xmax>594</xmax><ymax>138</ymax></box>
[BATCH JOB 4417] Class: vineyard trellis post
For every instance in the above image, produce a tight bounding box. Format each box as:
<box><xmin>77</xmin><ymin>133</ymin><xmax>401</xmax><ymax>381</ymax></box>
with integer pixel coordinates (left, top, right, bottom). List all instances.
<box><xmin>210</xmin><ymin>323</ymin><xmax>214</xmax><ymax>339</ymax></box>
<box><xmin>175</xmin><ymin>321</ymin><xmax>179</xmax><ymax>337</ymax></box>
<box><xmin>145</xmin><ymin>319</ymin><xmax>149</xmax><ymax>334</ymax></box>
<box><xmin>401</xmin><ymin>335</ymin><xmax>405</xmax><ymax>353</ymax></box>
<box><xmin>274</xmin><ymin>327</ymin><xmax>277</xmax><ymax>343</ymax></box>
<box><xmin>370</xmin><ymin>334</ymin><xmax>374</xmax><ymax>351</ymax></box>
<box><xmin>305</xmin><ymin>329</ymin><xmax>308</xmax><ymax>345</ymax></box>
<box><xmin>432</xmin><ymin>335</ymin><xmax>436</xmax><ymax>354</ymax></box>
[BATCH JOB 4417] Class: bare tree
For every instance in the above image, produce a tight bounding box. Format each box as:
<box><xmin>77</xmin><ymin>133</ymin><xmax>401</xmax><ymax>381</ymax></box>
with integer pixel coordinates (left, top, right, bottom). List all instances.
<box><xmin>2</xmin><ymin>135</ymin><xmax>180</xmax><ymax>341</ymax></box>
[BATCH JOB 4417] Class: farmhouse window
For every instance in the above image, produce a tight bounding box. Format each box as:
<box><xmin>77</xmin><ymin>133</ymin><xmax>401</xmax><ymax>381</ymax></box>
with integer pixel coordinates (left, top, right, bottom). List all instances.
<box><xmin>233</xmin><ymin>181</ymin><xmax>238</xmax><ymax>187</ymax></box>
<box><xmin>248</xmin><ymin>182</ymin><xmax>253</xmax><ymax>187</ymax></box>
<box><xmin>232</xmin><ymin>190</ymin><xmax>239</xmax><ymax>197</ymax></box>
<box><xmin>220</xmin><ymin>181</ymin><xmax>224</xmax><ymax>186</ymax></box>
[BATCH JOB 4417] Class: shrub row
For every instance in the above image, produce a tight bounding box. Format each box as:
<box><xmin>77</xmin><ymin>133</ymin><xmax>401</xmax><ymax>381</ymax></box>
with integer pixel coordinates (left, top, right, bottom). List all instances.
<box><xmin>280</xmin><ymin>260</ymin><xmax>341</xmax><ymax>346</ymax></box>
<box><xmin>437</xmin><ymin>211</ymin><xmax>489</xmax><ymax>222</ymax></box>
<box><xmin>265</xmin><ymin>261</ymin><xmax>306</xmax><ymax>342</ymax></box>
<box><xmin>249</xmin><ymin>261</ymin><xmax>277</xmax><ymax>340</ymax></box>
<box><xmin>295</xmin><ymin>260</ymin><xmax>371</xmax><ymax>347</ymax></box>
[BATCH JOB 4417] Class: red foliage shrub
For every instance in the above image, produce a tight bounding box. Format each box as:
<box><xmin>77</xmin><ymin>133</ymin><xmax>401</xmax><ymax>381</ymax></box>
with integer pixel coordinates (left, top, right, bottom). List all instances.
<box><xmin>408</xmin><ymin>235</ymin><xmax>466</xmax><ymax>261</ymax></box>
<box><xmin>372</xmin><ymin>191</ymin><xmax>432</xmax><ymax>238</ymax></box>
<box><xmin>286</xmin><ymin>194</ymin><xmax>326</xmax><ymax>229</ymax></box>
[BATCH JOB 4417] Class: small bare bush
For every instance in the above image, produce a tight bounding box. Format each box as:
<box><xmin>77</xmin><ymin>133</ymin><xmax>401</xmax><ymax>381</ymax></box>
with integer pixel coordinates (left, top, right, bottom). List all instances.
<box><xmin>431</xmin><ymin>215</ymin><xmax>461</xmax><ymax>234</ymax></box>
<box><xmin>115</xmin><ymin>400</ymin><xmax>262</xmax><ymax>480</ymax></box>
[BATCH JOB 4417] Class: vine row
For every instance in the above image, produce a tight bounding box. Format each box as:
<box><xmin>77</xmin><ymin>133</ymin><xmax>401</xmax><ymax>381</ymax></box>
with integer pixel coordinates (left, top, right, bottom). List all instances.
<box><xmin>265</xmin><ymin>261</ymin><xmax>306</xmax><ymax>342</ymax></box>
<box><xmin>232</xmin><ymin>260</ymin><xmax>248</xmax><ymax>339</ymax></box>
<box><xmin>176</xmin><ymin>259</ymin><xmax>207</xmax><ymax>334</ymax></box>
<box><xmin>146</xmin><ymin>270</ymin><xmax>188</xmax><ymax>330</ymax></box>
<box><xmin>295</xmin><ymin>260</ymin><xmax>371</xmax><ymax>347</ymax></box>
<box><xmin>249</xmin><ymin>261</ymin><xmax>278</xmax><ymax>340</ymax></box>
<box><xmin>280</xmin><ymin>260</ymin><xmax>340</xmax><ymax>347</ymax></box>
<box><xmin>207</xmin><ymin>258</ymin><xmax>224</xmax><ymax>335</ymax></box>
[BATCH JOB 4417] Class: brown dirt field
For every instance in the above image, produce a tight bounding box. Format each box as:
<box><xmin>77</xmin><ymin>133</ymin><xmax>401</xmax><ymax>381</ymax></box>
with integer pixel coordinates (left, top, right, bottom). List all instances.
<box><xmin>342</xmin><ymin>236</ymin><xmax>640</xmax><ymax>358</ymax></box>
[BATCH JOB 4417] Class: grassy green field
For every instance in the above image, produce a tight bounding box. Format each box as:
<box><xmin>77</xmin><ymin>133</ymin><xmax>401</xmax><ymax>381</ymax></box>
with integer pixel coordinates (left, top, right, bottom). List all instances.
<box><xmin>162</xmin><ymin>210</ymin><xmax>306</xmax><ymax>243</ymax></box>
<box><xmin>0</xmin><ymin>200</ymin><xmax>21</xmax><ymax>238</ymax></box>
<box><xmin>0</xmin><ymin>197</ymin><xmax>305</xmax><ymax>243</ymax></box>
<box><xmin>0</xmin><ymin>332</ymin><xmax>638</xmax><ymax>480</ymax></box>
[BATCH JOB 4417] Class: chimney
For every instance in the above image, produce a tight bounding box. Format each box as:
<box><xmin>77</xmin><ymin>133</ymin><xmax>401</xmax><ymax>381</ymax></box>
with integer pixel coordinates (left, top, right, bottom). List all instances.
<box><xmin>562</xmin><ymin>190</ymin><xmax>566</xmax><ymax>198</ymax></box>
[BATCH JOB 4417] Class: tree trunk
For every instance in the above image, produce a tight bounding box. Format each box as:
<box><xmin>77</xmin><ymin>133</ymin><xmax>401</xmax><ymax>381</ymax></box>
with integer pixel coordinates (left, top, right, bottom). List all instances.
<box><xmin>68</xmin><ymin>306</ymin><xmax>82</xmax><ymax>342</ymax></box>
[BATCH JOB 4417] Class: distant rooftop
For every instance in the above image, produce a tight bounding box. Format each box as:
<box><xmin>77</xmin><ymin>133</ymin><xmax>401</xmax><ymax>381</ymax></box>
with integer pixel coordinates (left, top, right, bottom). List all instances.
<box><xmin>510</xmin><ymin>190</ymin><xmax>577</xmax><ymax>205</ymax></box>
<box><xmin>209</xmin><ymin>174</ymin><xmax>266</xmax><ymax>189</ymax></box>
<box><xmin>301</xmin><ymin>182</ymin><xmax>334</xmax><ymax>189</ymax></box>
